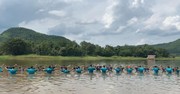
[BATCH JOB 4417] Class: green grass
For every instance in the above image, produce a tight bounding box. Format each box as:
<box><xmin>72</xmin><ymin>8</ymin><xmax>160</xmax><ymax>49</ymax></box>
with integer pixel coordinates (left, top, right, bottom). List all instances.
<box><xmin>0</xmin><ymin>55</ymin><xmax>146</xmax><ymax>61</ymax></box>
<box><xmin>0</xmin><ymin>55</ymin><xmax>179</xmax><ymax>61</ymax></box>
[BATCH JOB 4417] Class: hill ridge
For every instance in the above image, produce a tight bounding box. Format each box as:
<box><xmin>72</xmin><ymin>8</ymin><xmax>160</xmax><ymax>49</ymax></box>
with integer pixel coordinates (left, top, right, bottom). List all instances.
<box><xmin>0</xmin><ymin>27</ymin><xmax>72</xmax><ymax>44</ymax></box>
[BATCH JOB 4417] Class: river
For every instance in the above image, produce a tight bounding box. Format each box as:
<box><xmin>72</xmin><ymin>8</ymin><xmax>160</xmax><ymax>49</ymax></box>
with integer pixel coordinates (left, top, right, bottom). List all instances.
<box><xmin>0</xmin><ymin>60</ymin><xmax>180</xmax><ymax>94</ymax></box>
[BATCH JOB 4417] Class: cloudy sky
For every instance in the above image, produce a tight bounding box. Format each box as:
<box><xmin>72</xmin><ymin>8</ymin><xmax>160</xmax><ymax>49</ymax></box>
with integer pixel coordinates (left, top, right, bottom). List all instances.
<box><xmin>0</xmin><ymin>0</ymin><xmax>180</xmax><ymax>46</ymax></box>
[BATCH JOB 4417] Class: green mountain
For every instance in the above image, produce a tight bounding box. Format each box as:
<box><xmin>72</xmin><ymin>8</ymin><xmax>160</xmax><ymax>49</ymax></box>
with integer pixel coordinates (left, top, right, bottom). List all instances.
<box><xmin>0</xmin><ymin>27</ymin><xmax>179</xmax><ymax>56</ymax></box>
<box><xmin>0</xmin><ymin>27</ymin><xmax>81</xmax><ymax>56</ymax></box>
<box><xmin>0</xmin><ymin>27</ymin><xmax>73</xmax><ymax>45</ymax></box>
<box><xmin>153</xmin><ymin>39</ymin><xmax>180</xmax><ymax>55</ymax></box>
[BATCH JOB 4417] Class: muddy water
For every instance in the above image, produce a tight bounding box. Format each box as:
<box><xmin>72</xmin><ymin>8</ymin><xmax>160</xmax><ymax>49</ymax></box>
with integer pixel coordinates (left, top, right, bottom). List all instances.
<box><xmin>0</xmin><ymin>60</ymin><xmax>179</xmax><ymax>94</ymax></box>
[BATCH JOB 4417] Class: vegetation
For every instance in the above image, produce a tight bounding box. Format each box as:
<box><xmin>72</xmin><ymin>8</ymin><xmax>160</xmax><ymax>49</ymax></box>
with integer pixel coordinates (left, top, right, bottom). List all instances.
<box><xmin>1</xmin><ymin>38</ymin><xmax>29</xmax><ymax>55</ymax></box>
<box><xmin>0</xmin><ymin>55</ymin><xmax>147</xmax><ymax>61</ymax></box>
<box><xmin>153</xmin><ymin>39</ymin><xmax>180</xmax><ymax>56</ymax></box>
<box><xmin>0</xmin><ymin>27</ymin><xmax>171</xmax><ymax>57</ymax></box>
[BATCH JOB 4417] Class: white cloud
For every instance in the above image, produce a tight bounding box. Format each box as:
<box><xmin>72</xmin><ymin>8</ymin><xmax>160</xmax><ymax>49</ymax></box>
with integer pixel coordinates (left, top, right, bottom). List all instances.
<box><xmin>143</xmin><ymin>14</ymin><xmax>162</xmax><ymax>30</ymax></box>
<box><xmin>151</xmin><ymin>0</ymin><xmax>180</xmax><ymax>15</ymax></box>
<box><xmin>132</xmin><ymin>0</ymin><xmax>144</xmax><ymax>8</ymax></box>
<box><xmin>102</xmin><ymin>0</ymin><xmax>118</xmax><ymax>28</ymax></box>
<box><xmin>64</xmin><ymin>0</ymin><xmax>83</xmax><ymax>3</ymax></box>
<box><xmin>163</xmin><ymin>15</ymin><xmax>180</xmax><ymax>31</ymax></box>
<box><xmin>136</xmin><ymin>39</ymin><xmax>146</xmax><ymax>45</ymax></box>
<box><xmin>127</xmin><ymin>17</ymin><xmax>138</xmax><ymax>25</ymax></box>
<box><xmin>18</xmin><ymin>18</ymin><xmax>60</xmax><ymax>34</ymax></box>
<box><xmin>48</xmin><ymin>10</ymin><xmax>66</xmax><ymax>17</ymax></box>
<box><xmin>1</xmin><ymin>0</ymin><xmax>180</xmax><ymax>46</ymax></box>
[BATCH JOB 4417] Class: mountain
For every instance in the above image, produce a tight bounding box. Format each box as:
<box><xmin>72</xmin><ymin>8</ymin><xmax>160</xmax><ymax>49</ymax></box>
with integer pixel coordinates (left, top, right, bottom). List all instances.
<box><xmin>0</xmin><ymin>27</ymin><xmax>180</xmax><ymax>56</ymax></box>
<box><xmin>0</xmin><ymin>27</ymin><xmax>73</xmax><ymax>45</ymax></box>
<box><xmin>153</xmin><ymin>39</ymin><xmax>180</xmax><ymax>55</ymax></box>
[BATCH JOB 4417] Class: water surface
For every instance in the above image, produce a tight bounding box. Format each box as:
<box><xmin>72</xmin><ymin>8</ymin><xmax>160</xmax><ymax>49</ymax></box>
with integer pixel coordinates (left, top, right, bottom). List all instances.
<box><xmin>0</xmin><ymin>60</ymin><xmax>180</xmax><ymax>94</ymax></box>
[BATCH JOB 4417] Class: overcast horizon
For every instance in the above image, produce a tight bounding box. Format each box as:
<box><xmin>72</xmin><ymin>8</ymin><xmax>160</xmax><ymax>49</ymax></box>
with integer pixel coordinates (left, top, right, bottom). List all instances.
<box><xmin>0</xmin><ymin>0</ymin><xmax>180</xmax><ymax>46</ymax></box>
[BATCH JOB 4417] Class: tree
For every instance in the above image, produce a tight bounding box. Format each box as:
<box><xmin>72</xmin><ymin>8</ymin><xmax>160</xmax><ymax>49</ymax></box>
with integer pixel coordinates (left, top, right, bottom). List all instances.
<box><xmin>80</xmin><ymin>41</ymin><xmax>96</xmax><ymax>56</ymax></box>
<box><xmin>2</xmin><ymin>38</ymin><xmax>29</xmax><ymax>55</ymax></box>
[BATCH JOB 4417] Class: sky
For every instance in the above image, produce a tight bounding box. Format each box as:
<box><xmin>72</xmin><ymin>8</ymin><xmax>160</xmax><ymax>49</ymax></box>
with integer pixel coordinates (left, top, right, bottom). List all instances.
<box><xmin>0</xmin><ymin>0</ymin><xmax>180</xmax><ymax>46</ymax></box>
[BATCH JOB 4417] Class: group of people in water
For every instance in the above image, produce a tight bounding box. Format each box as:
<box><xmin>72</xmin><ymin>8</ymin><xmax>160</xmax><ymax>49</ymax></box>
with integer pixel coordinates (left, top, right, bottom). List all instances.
<box><xmin>0</xmin><ymin>64</ymin><xmax>179</xmax><ymax>76</ymax></box>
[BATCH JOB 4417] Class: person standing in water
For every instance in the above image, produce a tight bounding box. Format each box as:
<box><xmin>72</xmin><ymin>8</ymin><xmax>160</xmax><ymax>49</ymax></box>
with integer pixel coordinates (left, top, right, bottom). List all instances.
<box><xmin>6</xmin><ymin>66</ymin><xmax>18</xmax><ymax>75</ymax></box>
<box><xmin>26</xmin><ymin>66</ymin><xmax>37</xmax><ymax>75</ymax></box>
<box><xmin>100</xmin><ymin>65</ymin><xmax>108</xmax><ymax>74</ymax></box>
<box><xmin>138</xmin><ymin>66</ymin><xmax>145</xmax><ymax>74</ymax></box>
<box><xmin>165</xmin><ymin>66</ymin><xmax>173</xmax><ymax>74</ymax></box>
<box><xmin>88</xmin><ymin>65</ymin><xmax>96</xmax><ymax>73</ymax></box>
<box><xmin>152</xmin><ymin>66</ymin><xmax>160</xmax><ymax>75</ymax></box>
<box><xmin>174</xmin><ymin>67</ymin><xmax>180</xmax><ymax>75</ymax></box>
<box><xmin>44</xmin><ymin>66</ymin><xmax>54</xmax><ymax>74</ymax></box>
<box><xmin>126</xmin><ymin>66</ymin><xmax>133</xmax><ymax>74</ymax></box>
<box><xmin>61</xmin><ymin>67</ymin><xmax>70</xmax><ymax>74</ymax></box>
<box><xmin>161</xmin><ymin>66</ymin><xmax>166</xmax><ymax>73</ymax></box>
<box><xmin>75</xmin><ymin>66</ymin><xmax>82</xmax><ymax>74</ymax></box>
<box><xmin>114</xmin><ymin>66</ymin><xmax>121</xmax><ymax>74</ymax></box>
<box><xmin>0</xmin><ymin>67</ymin><xmax>3</xmax><ymax>73</ymax></box>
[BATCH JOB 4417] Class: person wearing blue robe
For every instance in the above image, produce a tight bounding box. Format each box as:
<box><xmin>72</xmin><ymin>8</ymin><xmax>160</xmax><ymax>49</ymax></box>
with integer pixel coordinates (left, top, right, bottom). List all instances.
<box><xmin>138</xmin><ymin>66</ymin><xmax>145</xmax><ymax>73</ymax></box>
<box><xmin>26</xmin><ymin>66</ymin><xmax>37</xmax><ymax>74</ymax></box>
<box><xmin>76</xmin><ymin>66</ymin><xmax>82</xmax><ymax>73</ymax></box>
<box><xmin>88</xmin><ymin>65</ymin><xmax>95</xmax><ymax>73</ymax></box>
<box><xmin>166</xmin><ymin>66</ymin><xmax>173</xmax><ymax>74</ymax></box>
<box><xmin>61</xmin><ymin>67</ymin><xmax>70</xmax><ymax>73</ymax></box>
<box><xmin>44</xmin><ymin>66</ymin><xmax>54</xmax><ymax>74</ymax></box>
<box><xmin>100</xmin><ymin>65</ymin><xmax>108</xmax><ymax>73</ymax></box>
<box><xmin>0</xmin><ymin>67</ymin><xmax>3</xmax><ymax>72</ymax></box>
<box><xmin>126</xmin><ymin>66</ymin><xmax>133</xmax><ymax>74</ymax></box>
<box><xmin>175</xmin><ymin>67</ymin><xmax>180</xmax><ymax>75</ymax></box>
<box><xmin>152</xmin><ymin>66</ymin><xmax>160</xmax><ymax>75</ymax></box>
<box><xmin>114</xmin><ymin>67</ymin><xmax>121</xmax><ymax>74</ymax></box>
<box><xmin>7</xmin><ymin>67</ymin><xmax>17</xmax><ymax>75</ymax></box>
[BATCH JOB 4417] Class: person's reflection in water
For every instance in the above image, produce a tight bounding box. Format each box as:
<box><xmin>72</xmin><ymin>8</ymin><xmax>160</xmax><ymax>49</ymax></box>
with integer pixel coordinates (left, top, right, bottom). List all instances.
<box><xmin>115</xmin><ymin>73</ymin><xmax>121</xmax><ymax>80</ymax></box>
<box><xmin>76</xmin><ymin>73</ymin><xmax>81</xmax><ymax>80</ymax></box>
<box><xmin>137</xmin><ymin>72</ymin><xmax>144</xmax><ymax>80</ymax></box>
<box><xmin>174</xmin><ymin>67</ymin><xmax>180</xmax><ymax>77</ymax></box>
<box><xmin>0</xmin><ymin>67</ymin><xmax>3</xmax><ymax>78</ymax></box>
<box><xmin>27</xmin><ymin>74</ymin><xmax>35</xmax><ymax>80</ymax></box>
<box><xmin>45</xmin><ymin>74</ymin><xmax>52</xmax><ymax>80</ymax></box>
<box><xmin>101</xmin><ymin>73</ymin><xmax>108</xmax><ymax>80</ymax></box>
<box><xmin>166</xmin><ymin>73</ymin><xmax>172</xmax><ymax>79</ymax></box>
<box><xmin>153</xmin><ymin>73</ymin><xmax>159</xmax><ymax>80</ymax></box>
<box><xmin>89</xmin><ymin>73</ymin><xmax>94</xmax><ymax>80</ymax></box>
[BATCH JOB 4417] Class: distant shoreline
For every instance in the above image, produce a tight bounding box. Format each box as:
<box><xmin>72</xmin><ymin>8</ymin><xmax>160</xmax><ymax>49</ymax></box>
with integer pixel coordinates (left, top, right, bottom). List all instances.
<box><xmin>0</xmin><ymin>55</ymin><xmax>179</xmax><ymax>61</ymax></box>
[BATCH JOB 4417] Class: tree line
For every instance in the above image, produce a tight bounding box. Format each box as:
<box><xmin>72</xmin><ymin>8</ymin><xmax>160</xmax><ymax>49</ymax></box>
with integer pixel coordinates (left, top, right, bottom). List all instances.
<box><xmin>0</xmin><ymin>38</ymin><xmax>169</xmax><ymax>57</ymax></box>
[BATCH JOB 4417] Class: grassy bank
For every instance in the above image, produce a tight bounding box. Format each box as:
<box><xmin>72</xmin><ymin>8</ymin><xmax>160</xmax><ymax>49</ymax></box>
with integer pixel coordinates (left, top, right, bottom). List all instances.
<box><xmin>0</xmin><ymin>55</ymin><xmax>147</xmax><ymax>61</ymax></box>
<box><xmin>0</xmin><ymin>55</ymin><xmax>179</xmax><ymax>61</ymax></box>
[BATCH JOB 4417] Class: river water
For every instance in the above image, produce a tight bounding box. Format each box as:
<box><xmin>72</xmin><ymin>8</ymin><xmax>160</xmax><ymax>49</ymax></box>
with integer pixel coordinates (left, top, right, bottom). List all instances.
<box><xmin>0</xmin><ymin>60</ymin><xmax>180</xmax><ymax>94</ymax></box>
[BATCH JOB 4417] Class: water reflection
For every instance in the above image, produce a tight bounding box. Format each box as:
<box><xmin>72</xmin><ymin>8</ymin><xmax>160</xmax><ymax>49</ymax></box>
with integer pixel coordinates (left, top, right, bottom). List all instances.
<box><xmin>0</xmin><ymin>60</ymin><xmax>180</xmax><ymax>94</ymax></box>
<box><xmin>88</xmin><ymin>73</ymin><xmax>94</xmax><ymax>80</ymax></box>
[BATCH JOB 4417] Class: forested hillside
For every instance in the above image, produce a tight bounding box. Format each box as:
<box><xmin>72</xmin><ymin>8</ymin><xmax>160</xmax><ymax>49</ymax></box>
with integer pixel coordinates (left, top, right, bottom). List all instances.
<box><xmin>0</xmin><ymin>27</ymin><xmax>170</xmax><ymax>57</ymax></box>
<box><xmin>153</xmin><ymin>39</ymin><xmax>180</xmax><ymax>55</ymax></box>
<box><xmin>0</xmin><ymin>27</ymin><xmax>72</xmax><ymax>44</ymax></box>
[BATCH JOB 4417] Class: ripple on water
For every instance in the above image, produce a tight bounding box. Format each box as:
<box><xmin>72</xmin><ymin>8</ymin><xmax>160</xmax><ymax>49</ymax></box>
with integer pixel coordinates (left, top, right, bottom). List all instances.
<box><xmin>0</xmin><ymin>73</ymin><xmax>180</xmax><ymax>94</ymax></box>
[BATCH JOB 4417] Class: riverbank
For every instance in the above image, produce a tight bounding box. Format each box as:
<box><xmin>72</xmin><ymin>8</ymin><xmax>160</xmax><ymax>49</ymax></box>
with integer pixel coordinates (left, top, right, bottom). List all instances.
<box><xmin>0</xmin><ymin>55</ymin><xmax>179</xmax><ymax>61</ymax></box>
